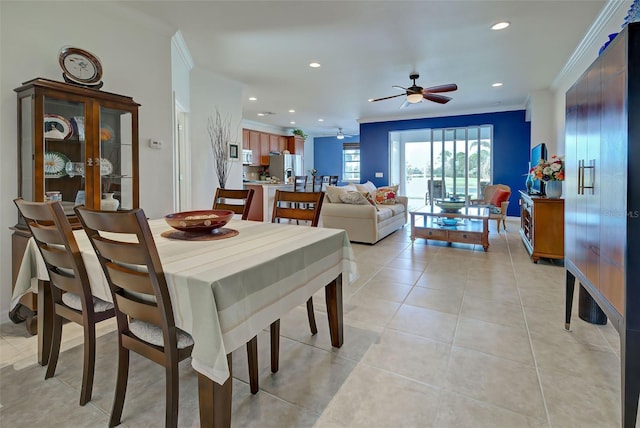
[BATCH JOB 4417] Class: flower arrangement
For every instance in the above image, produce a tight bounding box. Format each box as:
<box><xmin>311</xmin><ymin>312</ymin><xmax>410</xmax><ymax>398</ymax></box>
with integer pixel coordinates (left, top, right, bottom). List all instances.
<box><xmin>530</xmin><ymin>155</ymin><xmax>565</xmax><ymax>181</ymax></box>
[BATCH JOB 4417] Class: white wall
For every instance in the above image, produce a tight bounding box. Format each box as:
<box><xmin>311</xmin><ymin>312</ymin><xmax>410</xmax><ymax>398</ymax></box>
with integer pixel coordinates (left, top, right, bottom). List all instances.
<box><xmin>527</xmin><ymin>89</ymin><xmax>556</xmax><ymax>154</ymax></box>
<box><xmin>189</xmin><ymin>68</ymin><xmax>245</xmax><ymax>209</ymax></box>
<box><xmin>0</xmin><ymin>1</ymin><xmax>246</xmax><ymax>323</ymax></box>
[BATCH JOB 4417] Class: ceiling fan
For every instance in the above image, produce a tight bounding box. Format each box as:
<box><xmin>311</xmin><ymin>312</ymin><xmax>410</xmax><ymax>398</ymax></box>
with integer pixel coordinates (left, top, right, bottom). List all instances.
<box><xmin>336</xmin><ymin>128</ymin><xmax>353</xmax><ymax>140</ymax></box>
<box><xmin>369</xmin><ymin>73</ymin><xmax>458</xmax><ymax>108</ymax></box>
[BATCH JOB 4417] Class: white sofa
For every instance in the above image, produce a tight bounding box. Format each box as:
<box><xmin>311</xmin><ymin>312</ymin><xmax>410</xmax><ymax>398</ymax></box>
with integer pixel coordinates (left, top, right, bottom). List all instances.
<box><xmin>320</xmin><ymin>183</ymin><xmax>408</xmax><ymax>244</ymax></box>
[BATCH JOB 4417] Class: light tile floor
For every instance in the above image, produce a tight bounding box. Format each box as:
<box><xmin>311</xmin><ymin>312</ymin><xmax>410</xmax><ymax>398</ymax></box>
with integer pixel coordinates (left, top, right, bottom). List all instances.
<box><xmin>0</xmin><ymin>218</ymin><xmax>628</xmax><ymax>427</ymax></box>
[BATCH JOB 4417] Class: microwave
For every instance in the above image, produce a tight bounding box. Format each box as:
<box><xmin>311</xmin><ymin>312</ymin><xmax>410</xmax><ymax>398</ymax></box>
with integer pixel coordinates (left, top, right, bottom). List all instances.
<box><xmin>242</xmin><ymin>149</ymin><xmax>253</xmax><ymax>165</ymax></box>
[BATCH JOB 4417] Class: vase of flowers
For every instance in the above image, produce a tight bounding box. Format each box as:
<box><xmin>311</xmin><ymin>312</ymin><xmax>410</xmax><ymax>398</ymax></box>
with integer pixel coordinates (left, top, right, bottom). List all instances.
<box><xmin>530</xmin><ymin>155</ymin><xmax>565</xmax><ymax>198</ymax></box>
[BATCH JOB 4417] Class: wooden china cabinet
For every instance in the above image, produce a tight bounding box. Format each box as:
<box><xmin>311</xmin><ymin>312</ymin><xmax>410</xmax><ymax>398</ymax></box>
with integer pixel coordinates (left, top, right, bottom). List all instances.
<box><xmin>9</xmin><ymin>78</ymin><xmax>140</xmax><ymax>336</ymax></box>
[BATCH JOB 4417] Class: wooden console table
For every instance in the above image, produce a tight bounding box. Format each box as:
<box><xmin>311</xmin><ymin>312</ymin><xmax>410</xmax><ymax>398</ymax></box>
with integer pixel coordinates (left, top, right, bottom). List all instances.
<box><xmin>519</xmin><ymin>191</ymin><xmax>564</xmax><ymax>263</ymax></box>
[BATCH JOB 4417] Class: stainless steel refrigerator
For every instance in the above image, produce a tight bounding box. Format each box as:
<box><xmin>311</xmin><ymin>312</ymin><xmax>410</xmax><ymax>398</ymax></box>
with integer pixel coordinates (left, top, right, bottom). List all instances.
<box><xmin>269</xmin><ymin>154</ymin><xmax>303</xmax><ymax>182</ymax></box>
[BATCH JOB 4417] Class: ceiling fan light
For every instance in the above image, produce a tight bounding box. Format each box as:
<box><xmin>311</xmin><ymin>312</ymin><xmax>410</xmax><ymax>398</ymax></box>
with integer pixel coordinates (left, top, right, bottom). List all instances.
<box><xmin>337</xmin><ymin>133</ymin><xmax>345</xmax><ymax>140</ymax></box>
<box><xmin>407</xmin><ymin>93</ymin><xmax>423</xmax><ymax>103</ymax></box>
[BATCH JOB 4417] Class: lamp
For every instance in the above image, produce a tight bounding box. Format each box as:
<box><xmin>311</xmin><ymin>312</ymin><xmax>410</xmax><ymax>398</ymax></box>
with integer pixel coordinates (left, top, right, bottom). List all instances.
<box><xmin>407</xmin><ymin>93</ymin><xmax>423</xmax><ymax>103</ymax></box>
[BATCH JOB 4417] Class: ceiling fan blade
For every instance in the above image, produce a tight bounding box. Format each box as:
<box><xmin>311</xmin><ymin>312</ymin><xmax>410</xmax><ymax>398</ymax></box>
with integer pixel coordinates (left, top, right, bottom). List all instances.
<box><xmin>423</xmin><ymin>83</ymin><xmax>458</xmax><ymax>94</ymax></box>
<box><xmin>370</xmin><ymin>93</ymin><xmax>405</xmax><ymax>102</ymax></box>
<box><xmin>392</xmin><ymin>85</ymin><xmax>407</xmax><ymax>90</ymax></box>
<box><xmin>399</xmin><ymin>100</ymin><xmax>411</xmax><ymax>109</ymax></box>
<box><xmin>423</xmin><ymin>93</ymin><xmax>452</xmax><ymax>104</ymax></box>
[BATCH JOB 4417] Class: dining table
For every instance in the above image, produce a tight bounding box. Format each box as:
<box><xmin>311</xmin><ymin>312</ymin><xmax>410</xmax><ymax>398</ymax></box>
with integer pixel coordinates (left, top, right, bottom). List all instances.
<box><xmin>11</xmin><ymin>218</ymin><xmax>358</xmax><ymax>427</ymax></box>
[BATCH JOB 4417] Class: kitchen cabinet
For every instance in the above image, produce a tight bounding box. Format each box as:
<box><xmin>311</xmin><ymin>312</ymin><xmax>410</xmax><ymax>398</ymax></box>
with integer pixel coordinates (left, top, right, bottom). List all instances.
<box><xmin>564</xmin><ymin>22</ymin><xmax>639</xmax><ymax>427</ymax></box>
<box><xmin>10</xmin><ymin>78</ymin><xmax>140</xmax><ymax>334</ymax></box>
<box><xmin>242</xmin><ymin>129</ymin><xmax>290</xmax><ymax>166</ymax></box>
<box><xmin>287</xmin><ymin>135</ymin><xmax>305</xmax><ymax>155</ymax></box>
<box><xmin>519</xmin><ymin>192</ymin><xmax>564</xmax><ymax>263</ymax></box>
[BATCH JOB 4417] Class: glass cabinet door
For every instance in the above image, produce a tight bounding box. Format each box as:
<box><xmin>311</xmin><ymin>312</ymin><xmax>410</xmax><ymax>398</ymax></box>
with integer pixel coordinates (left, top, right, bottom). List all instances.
<box><xmin>38</xmin><ymin>96</ymin><xmax>86</xmax><ymax>215</ymax></box>
<box><xmin>99</xmin><ymin>106</ymin><xmax>133</xmax><ymax>210</ymax></box>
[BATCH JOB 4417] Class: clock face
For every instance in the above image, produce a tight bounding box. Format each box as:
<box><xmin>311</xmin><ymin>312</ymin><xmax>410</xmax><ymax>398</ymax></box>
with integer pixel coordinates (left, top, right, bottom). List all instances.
<box><xmin>59</xmin><ymin>47</ymin><xmax>103</xmax><ymax>85</ymax></box>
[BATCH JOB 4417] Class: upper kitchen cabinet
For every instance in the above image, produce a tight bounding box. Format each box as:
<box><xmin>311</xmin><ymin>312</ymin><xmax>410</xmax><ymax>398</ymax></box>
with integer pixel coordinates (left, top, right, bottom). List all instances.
<box><xmin>287</xmin><ymin>135</ymin><xmax>305</xmax><ymax>155</ymax></box>
<box><xmin>14</xmin><ymin>78</ymin><xmax>140</xmax><ymax>217</ymax></box>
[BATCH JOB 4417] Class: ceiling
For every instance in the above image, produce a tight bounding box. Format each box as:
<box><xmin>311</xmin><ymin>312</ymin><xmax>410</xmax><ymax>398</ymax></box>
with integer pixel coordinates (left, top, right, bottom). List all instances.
<box><xmin>122</xmin><ymin>0</ymin><xmax>606</xmax><ymax>138</ymax></box>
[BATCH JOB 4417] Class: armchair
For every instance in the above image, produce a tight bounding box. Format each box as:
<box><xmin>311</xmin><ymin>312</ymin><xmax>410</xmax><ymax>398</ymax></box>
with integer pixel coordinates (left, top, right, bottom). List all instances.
<box><xmin>470</xmin><ymin>184</ymin><xmax>511</xmax><ymax>232</ymax></box>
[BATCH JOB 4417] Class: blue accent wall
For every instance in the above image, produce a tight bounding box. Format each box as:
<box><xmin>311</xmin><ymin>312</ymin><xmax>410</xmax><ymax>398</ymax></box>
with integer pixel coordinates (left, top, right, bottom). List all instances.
<box><xmin>314</xmin><ymin>110</ymin><xmax>530</xmax><ymax>216</ymax></box>
<box><xmin>313</xmin><ymin>134</ymin><xmax>360</xmax><ymax>185</ymax></box>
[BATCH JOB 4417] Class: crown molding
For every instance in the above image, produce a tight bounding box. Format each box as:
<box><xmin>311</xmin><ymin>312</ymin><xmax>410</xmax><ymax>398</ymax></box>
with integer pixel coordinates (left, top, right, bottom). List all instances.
<box><xmin>552</xmin><ymin>0</ymin><xmax>630</xmax><ymax>89</ymax></box>
<box><xmin>171</xmin><ymin>30</ymin><xmax>194</xmax><ymax>71</ymax></box>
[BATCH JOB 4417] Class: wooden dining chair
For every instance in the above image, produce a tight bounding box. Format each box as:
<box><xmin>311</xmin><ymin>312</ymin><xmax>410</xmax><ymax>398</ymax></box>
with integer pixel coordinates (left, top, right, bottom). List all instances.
<box><xmin>13</xmin><ymin>199</ymin><xmax>115</xmax><ymax>407</ymax></box>
<box><xmin>312</xmin><ymin>175</ymin><xmax>324</xmax><ymax>192</ymax></box>
<box><xmin>212</xmin><ymin>187</ymin><xmax>254</xmax><ymax>220</ymax></box>
<box><xmin>270</xmin><ymin>190</ymin><xmax>325</xmax><ymax>373</ymax></box>
<box><xmin>294</xmin><ymin>175</ymin><xmax>307</xmax><ymax>192</ymax></box>
<box><xmin>328</xmin><ymin>175</ymin><xmax>339</xmax><ymax>186</ymax></box>
<box><xmin>74</xmin><ymin>206</ymin><xmax>194</xmax><ymax>428</ymax></box>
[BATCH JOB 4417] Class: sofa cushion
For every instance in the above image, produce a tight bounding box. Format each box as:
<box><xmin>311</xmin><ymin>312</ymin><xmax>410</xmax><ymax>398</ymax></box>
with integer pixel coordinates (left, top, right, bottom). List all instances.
<box><xmin>376</xmin><ymin>206</ymin><xmax>394</xmax><ymax>221</ymax></box>
<box><xmin>326</xmin><ymin>184</ymin><xmax>357</xmax><ymax>203</ymax></box>
<box><xmin>355</xmin><ymin>181</ymin><xmax>377</xmax><ymax>195</ymax></box>
<box><xmin>387</xmin><ymin>203</ymin><xmax>406</xmax><ymax>216</ymax></box>
<box><xmin>339</xmin><ymin>191</ymin><xmax>370</xmax><ymax>205</ymax></box>
<box><xmin>375</xmin><ymin>185</ymin><xmax>399</xmax><ymax>205</ymax></box>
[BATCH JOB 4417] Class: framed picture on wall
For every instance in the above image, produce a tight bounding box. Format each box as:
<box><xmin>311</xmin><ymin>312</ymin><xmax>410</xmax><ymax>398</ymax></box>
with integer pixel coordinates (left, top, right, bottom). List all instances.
<box><xmin>229</xmin><ymin>144</ymin><xmax>238</xmax><ymax>159</ymax></box>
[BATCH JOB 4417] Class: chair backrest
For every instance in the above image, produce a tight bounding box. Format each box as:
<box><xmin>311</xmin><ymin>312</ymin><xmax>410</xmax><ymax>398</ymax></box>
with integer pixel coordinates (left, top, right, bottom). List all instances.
<box><xmin>484</xmin><ymin>184</ymin><xmax>512</xmax><ymax>214</ymax></box>
<box><xmin>312</xmin><ymin>175</ymin><xmax>324</xmax><ymax>192</ymax></box>
<box><xmin>212</xmin><ymin>188</ymin><xmax>254</xmax><ymax>220</ymax></box>
<box><xmin>271</xmin><ymin>190</ymin><xmax>324</xmax><ymax>227</ymax></box>
<box><xmin>74</xmin><ymin>207</ymin><xmax>179</xmax><ymax>350</ymax></box>
<box><xmin>328</xmin><ymin>176</ymin><xmax>339</xmax><ymax>186</ymax></box>
<box><xmin>14</xmin><ymin>199</ymin><xmax>95</xmax><ymax>314</ymax></box>
<box><xmin>294</xmin><ymin>176</ymin><xmax>307</xmax><ymax>192</ymax></box>
<box><xmin>428</xmin><ymin>179</ymin><xmax>446</xmax><ymax>199</ymax></box>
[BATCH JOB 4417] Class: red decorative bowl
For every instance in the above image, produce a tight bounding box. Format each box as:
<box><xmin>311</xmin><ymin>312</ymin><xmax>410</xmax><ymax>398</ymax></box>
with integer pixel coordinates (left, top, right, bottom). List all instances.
<box><xmin>164</xmin><ymin>210</ymin><xmax>234</xmax><ymax>233</ymax></box>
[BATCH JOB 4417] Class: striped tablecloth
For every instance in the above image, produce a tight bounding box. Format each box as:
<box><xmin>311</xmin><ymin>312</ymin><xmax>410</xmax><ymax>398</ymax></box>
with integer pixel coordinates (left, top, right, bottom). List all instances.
<box><xmin>11</xmin><ymin>219</ymin><xmax>358</xmax><ymax>384</ymax></box>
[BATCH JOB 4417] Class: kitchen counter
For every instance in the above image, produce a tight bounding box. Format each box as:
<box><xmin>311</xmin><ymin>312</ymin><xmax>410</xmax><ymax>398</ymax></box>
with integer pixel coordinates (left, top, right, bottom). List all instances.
<box><xmin>243</xmin><ymin>182</ymin><xmax>293</xmax><ymax>222</ymax></box>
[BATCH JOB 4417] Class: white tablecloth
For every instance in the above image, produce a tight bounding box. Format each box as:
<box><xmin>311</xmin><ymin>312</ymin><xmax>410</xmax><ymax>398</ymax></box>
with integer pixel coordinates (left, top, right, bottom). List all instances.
<box><xmin>11</xmin><ymin>219</ymin><xmax>358</xmax><ymax>384</ymax></box>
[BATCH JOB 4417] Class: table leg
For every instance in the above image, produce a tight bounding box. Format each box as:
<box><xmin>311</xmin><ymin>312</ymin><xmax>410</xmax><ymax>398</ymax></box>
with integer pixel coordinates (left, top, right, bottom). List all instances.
<box><xmin>410</xmin><ymin>214</ymin><xmax>416</xmax><ymax>241</ymax></box>
<box><xmin>325</xmin><ymin>274</ymin><xmax>343</xmax><ymax>348</ymax></box>
<box><xmin>37</xmin><ymin>279</ymin><xmax>53</xmax><ymax>366</ymax></box>
<box><xmin>198</xmin><ymin>354</ymin><xmax>232</xmax><ymax>428</ymax></box>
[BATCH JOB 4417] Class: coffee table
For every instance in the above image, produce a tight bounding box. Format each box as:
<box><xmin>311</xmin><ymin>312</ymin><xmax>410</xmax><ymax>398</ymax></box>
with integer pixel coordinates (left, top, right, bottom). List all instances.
<box><xmin>410</xmin><ymin>205</ymin><xmax>490</xmax><ymax>251</ymax></box>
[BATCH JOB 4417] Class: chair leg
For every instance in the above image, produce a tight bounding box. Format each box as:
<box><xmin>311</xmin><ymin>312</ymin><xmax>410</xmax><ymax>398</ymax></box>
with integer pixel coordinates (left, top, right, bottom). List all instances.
<box><xmin>306</xmin><ymin>297</ymin><xmax>318</xmax><ymax>335</ymax></box>
<box><xmin>246</xmin><ymin>336</ymin><xmax>258</xmax><ymax>394</ymax></box>
<box><xmin>45</xmin><ymin>313</ymin><xmax>64</xmax><ymax>380</ymax></box>
<box><xmin>79</xmin><ymin>322</ymin><xmax>97</xmax><ymax>406</ymax></box>
<box><xmin>503</xmin><ymin>217</ymin><xmax>507</xmax><ymax>231</ymax></box>
<box><xmin>109</xmin><ymin>345</ymin><xmax>130</xmax><ymax>428</ymax></box>
<box><xmin>270</xmin><ymin>320</ymin><xmax>280</xmax><ymax>373</ymax></box>
<box><xmin>165</xmin><ymin>361</ymin><xmax>179</xmax><ymax>428</ymax></box>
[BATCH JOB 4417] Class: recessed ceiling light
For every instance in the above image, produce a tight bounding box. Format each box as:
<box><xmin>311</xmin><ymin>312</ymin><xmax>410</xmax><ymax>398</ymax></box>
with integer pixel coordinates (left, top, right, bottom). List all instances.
<box><xmin>309</xmin><ymin>62</ymin><xmax>321</xmax><ymax>68</ymax></box>
<box><xmin>492</xmin><ymin>82</ymin><xmax>503</xmax><ymax>87</ymax></box>
<box><xmin>257</xmin><ymin>113</ymin><xmax>265</xmax><ymax>116</ymax></box>
<box><xmin>491</xmin><ymin>21</ymin><xmax>510</xmax><ymax>30</ymax></box>
<box><xmin>248</xmin><ymin>97</ymin><xmax>257</xmax><ymax>101</ymax></box>
<box><xmin>290</xmin><ymin>121</ymin><xmax>296</xmax><ymax>125</ymax></box>
<box><xmin>318</xmin><ymin>118</ymin><xmax>324</xmax><ymax>122</ymax></box>
<box><xmin>288</xmin><ymin>109</ymin><xmax>295</xmax><ymax>113</ymax></box>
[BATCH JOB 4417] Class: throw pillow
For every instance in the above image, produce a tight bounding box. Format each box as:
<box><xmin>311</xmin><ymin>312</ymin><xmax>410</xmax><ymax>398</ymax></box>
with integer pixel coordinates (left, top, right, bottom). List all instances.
<box><xmin>339</xmin><ymin>191</ymin><xmax>370</xmax><ymax>205</ymax></box>
<box><xmin>325</xmin><ymin>184</ymin><xmax>357</xmax><ymax>203</ymax></box>
<box><xmin>362</xmin><ymin>191</ymin><xmax>379</xmax><ymax>210</ymax></box>
<box><xmin>375</xmin><ymin>185</ymin><xmax>399</xmax><ymax>205</ymax></box>
<box><xmin>489</xmin><ymin>188</ymin><xmax>510</xmax><ymax>208</ymax></box>
<box><xmin>355</xmin><ymin>180</ymin><xmax>377</xmax><ymax>195</ymax></box>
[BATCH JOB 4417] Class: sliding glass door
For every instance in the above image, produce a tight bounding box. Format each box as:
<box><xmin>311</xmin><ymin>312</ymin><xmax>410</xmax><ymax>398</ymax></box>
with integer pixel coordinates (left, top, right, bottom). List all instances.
<box><xmin>390</xmin><ymin>126</ymin><xmax>492</xmax><ymax>210</ymax></box>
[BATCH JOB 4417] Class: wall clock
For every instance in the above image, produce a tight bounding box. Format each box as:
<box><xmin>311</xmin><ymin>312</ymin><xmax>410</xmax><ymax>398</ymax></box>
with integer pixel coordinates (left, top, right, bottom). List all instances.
<box><xmin>58</xmin><ymin>46</ymin><xmax>103</xmax><ymax>89</ymax></box>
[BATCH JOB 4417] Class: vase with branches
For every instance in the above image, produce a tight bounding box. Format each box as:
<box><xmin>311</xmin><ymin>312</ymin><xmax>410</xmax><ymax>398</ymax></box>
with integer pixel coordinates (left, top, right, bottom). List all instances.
<box><xmin>208</xmin><ymin>109</ymin><xmax>233</xmax><ymax>188</ymax></box>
